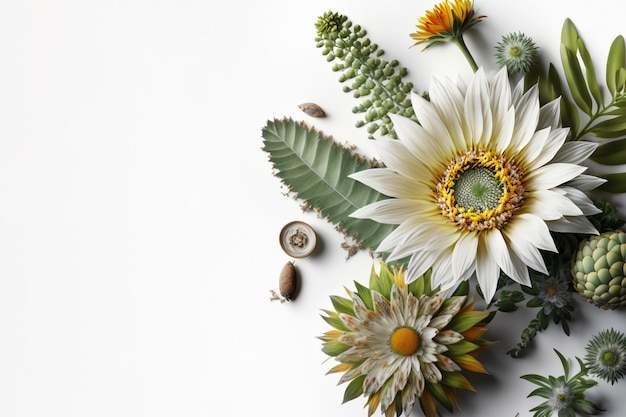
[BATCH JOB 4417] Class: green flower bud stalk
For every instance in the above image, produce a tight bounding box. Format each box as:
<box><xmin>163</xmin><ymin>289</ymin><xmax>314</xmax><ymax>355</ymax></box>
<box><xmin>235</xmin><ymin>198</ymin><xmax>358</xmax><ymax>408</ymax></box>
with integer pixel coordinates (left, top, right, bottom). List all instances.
<box><xmin>315</xmin><ymin>11</ymin><xmax>417</xmax><ymax>138</ymax></box>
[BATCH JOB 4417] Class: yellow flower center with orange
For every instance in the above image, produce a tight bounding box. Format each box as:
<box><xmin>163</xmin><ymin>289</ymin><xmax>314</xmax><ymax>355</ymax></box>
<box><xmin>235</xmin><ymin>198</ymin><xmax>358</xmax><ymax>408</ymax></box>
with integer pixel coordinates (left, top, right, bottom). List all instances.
<box><xmin>390</xmin><ymin>327</ymin><xmax>420</xmax><ymax>356</ymax></box>
<box><xmin>546</xmin><ymin>284</ymin><xmax>558</xmax><ymax>297</ymax></box>
<box><xmin>436</xmin><ymin>150</ymin><xmax>525</xmax><ymax>232</ymax></box>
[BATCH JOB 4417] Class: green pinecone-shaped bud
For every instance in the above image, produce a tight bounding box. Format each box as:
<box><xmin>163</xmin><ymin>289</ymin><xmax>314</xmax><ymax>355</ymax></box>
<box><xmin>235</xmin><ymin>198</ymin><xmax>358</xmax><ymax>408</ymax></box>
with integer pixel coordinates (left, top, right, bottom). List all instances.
<box><xmin>571</xmin><ymin>230</ymin><xmax>626</xmax><ymax>310</ymax></box>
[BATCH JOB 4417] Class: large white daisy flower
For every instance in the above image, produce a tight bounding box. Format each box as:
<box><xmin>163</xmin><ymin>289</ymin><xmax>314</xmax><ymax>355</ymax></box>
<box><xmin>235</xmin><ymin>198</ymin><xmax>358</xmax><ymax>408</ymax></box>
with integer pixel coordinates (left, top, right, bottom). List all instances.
<box><xmin>350</xmin><ymin>67</ymin><xmax>603</xmax><ymax>302</ymax></box>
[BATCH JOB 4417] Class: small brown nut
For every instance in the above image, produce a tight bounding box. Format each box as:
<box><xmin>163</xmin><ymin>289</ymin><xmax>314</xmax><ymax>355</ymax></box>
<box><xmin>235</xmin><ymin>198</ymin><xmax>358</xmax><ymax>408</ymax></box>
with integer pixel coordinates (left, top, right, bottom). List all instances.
<box><xmin>279</xmin><ymin>261</ymin><xmax>298</xmax><ymax>301</ymax></box>
<box><xmin>298</xmin><ymin>102</ymin><xmax>326</xmax><ymax>117</ymax></box>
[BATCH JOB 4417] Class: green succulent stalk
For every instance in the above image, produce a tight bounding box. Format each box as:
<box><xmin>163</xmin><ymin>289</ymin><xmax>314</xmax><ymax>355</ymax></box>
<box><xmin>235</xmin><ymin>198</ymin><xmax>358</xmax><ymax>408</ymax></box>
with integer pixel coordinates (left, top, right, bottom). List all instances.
<box><xmin>315</xmin><ymin>11</ymin><xmax>416</xmax><ymax>138</ymax></box>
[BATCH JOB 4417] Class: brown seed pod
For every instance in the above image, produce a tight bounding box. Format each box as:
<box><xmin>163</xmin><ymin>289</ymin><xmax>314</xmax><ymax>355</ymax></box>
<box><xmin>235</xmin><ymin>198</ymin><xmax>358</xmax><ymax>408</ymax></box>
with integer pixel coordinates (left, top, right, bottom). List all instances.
<box><xmin>298</xmin><ymin>102</ymin><xmax>326</xmax><ymax>117</ymax></box>
<box><xmin>270</xmin><ymin>261</ymin><xmax>298</xmax><ymax>303</ymax></box>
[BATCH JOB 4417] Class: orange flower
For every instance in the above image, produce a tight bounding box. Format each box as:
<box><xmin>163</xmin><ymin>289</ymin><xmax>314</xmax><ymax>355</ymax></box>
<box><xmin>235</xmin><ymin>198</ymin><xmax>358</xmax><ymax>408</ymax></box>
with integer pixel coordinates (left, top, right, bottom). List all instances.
<box><xmin>410</xmin><ymin>0</ymin><xmax>485</xmax><ymax>50</ymax></box>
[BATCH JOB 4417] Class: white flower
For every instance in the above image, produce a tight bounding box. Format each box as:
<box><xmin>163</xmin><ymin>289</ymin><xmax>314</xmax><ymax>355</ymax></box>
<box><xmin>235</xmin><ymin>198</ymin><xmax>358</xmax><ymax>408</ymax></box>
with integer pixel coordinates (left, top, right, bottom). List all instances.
<box><xmin>350</xmin><ymin>67</ymin><xmax>603</xmax><ymax>302</ymax></box>
<box><xmin>336</xmin><ymin>284</ymin><xmax>465</xmax><ymax>416</ymax></box>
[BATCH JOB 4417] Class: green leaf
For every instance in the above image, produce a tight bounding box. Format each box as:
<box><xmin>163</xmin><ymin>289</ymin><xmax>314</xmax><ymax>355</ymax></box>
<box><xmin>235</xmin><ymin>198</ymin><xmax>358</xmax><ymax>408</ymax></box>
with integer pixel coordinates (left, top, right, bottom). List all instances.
<box><xmin>342</xmin><ymin>375</ymin><xmax>365</xmax><ymax>403</ymax></box>
<box><xmin>598</xmin><ymin>171</ymin><xmax>626</xmax><ymax>193</ymax></box>
<box><xmin>561</xmin><ymin>19</ymin><xmax>579</xmax><ymax>52</ymax></box>
<box><xmin>322</xmin><ymin>339</ymin><xmax>351</xmax><ymax>357</ymax></box>
<box><xmin>321</xmin><ymin>314</ymin><xmax>350</xmax><ymax>332</ymax></box>
<box><xmin>590</xmin><ymin>138</ymin><xmax>626</xmax><ymax>164</ymax></box>
<box><xmin>330</xmin><ymin>295</ymin><xmax>355</xmax><ymax>316</ymax></box>
<box><xmin>591</xmin><ymin>114</ymin><xmax>626</xmax><ymax>138</ymax></box>
<box><xmin>607</xmin><ymin>35</ymin><xmax>625</xmax><ymax>95</ymax></box>
<box><xmin>561</xmin><ymin>44</ymin><xmax>593</xmax><ymax>115</ymax></box>
<box><xmin>262</xmin><ymin>118</ymin><xmax>397</xmax><ymax>253</ymax></box>
<box><xmin>577</xmin><ymin>38</ymin><xmax>604</xmax><ymax>108</ymax></box>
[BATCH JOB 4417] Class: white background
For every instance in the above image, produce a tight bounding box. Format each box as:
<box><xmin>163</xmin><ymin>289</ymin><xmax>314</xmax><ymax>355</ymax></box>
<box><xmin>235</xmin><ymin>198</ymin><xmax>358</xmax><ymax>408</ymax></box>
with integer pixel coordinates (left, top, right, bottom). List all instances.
<box><xmin>1</xmin><ymin>1</ymin><xmax>625</xmax><ymax>416</ymax></box>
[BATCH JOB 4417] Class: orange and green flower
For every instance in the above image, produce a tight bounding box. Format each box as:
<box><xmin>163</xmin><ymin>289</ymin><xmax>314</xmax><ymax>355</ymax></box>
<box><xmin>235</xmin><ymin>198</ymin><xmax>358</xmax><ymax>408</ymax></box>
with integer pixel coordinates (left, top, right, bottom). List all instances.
<box><xmin>319</xmin><ymin>262</ymin><xmax>493</xmax><ymax>417</ymax></box>
<box><xmin>410</xmin><ymin>0</ymin><xmax>485</xmax><ymax>71</ymax></box>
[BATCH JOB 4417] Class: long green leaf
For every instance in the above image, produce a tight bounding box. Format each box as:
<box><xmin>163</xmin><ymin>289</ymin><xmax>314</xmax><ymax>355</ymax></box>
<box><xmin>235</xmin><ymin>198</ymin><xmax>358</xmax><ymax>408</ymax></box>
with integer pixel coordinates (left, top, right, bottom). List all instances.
<box><xmin>592</xmin><ymin>115</ymin><xmax>626</xmax><ymax>138</ymax></box>
<box><xmin>577</xmin><ymin>38</ymin><xmax>604</xmax><ymax>108</ymax></box>
<box><xmin>590</xmin><ymin>138</ymin><xmax>626</xmax><ymax>164</ymax></box>
<box><xmin>561</xmin><ymin>44</ymin><xmax>593</xmax><ymax>115</ymax></box>
<box><xmin>262</xmin><ymin>118</ymin><xmax>396</xmax><ymax>253</ymax></box>
<box><xmin>607</xmin><ymin>35</ymin><xmax>625</xmax><ymax>95</ymax></box>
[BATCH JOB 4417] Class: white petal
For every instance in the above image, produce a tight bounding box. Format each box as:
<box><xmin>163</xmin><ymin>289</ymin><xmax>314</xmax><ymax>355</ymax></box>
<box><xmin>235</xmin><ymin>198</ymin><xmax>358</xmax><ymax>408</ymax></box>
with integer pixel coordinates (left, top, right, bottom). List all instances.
<box><xmin>547</xmin><ymin>215</ymin><xmax>599</xmax><ymax>234</ymax></box>
<box><xmin>430</xmin><ymin>77</ymin><xmax>468</xmax><ymax>150</ymax></box>
<box><xmin>507</xmin><ymin>212</ymin><xmax>557</xmax><ymax>252</ymax></box>
<box><xmin>509</xmin><ymin>84</ymin><xmax>540</xmax><ymax>152</ymax></box>
<box><xmin>401</xmin><ymin>98</ymin><xmax>451</xmax><ymax>168</ymax></box>
<box><xmin>527</xmin><ymin>189</ymin><xmax>583</xmax><ymax>220</ymax></box>
<box><xmin>561</xmin><ymin>186</ymin><xmax>602</xmax><ymax>215</ymax></box>
<box><xmin>503</xmin><ymin>228</ymin><xmax>549</xmax><ymax>275</ymax></box>
<box><xmin>369</xmin><ymin>136</ymin><xmax>425</xmax><ymax>181</ymax></box>
<box><xmin>566</xmin><ymin>174</ymin><xmax>607</xmax><ymax>191</ymax></box>
<box><xmin>484</xmin><ymin>229</ymin><xmax>527</xmax><ymax>284</ymax></box>
<box><xmin>490</xmin><ymin>68</ymin><xmax>514</xmax><ymax>152</ymax></box>
<box><xmin>349</xmin><ymin>198</ymin><xmax>430</xmax><ymax>224</ymax></box>
<box><xmin>464</xmin><ymin>68</ymin><xmax>493</xmax><ymax>148</ymax></box>
<box><xmin>349</xmin><ymin>168</ymin><xmax>419</xmax><ymax>199</ymax></box>
<box><xmin>475</xmin><ymin>234</ymin><xmax>501</xmax><ymax>303</ymax></box>
<box><xmin>526</xmin><ymin>163</ymin><xmax>587</xmax><ymax>190</ymax></box>
<box><xmin>409</xmin><ymin>91</ymin><xmax>456</xmax><ymax>155</ymax></box>
<box><xmin>525</xmin><ymin>128</ymin><xmax>569</xmax><ymax>170</ymax></box>
<box><xmin>538</xmin><ymin>98</ymin><xmax>562</xmax><ymax>130</ymax></box>
<box><xmin>451</xmin><ymin>231</ymin><xmax>479</xmax><ymax>279</ymax></box>
<box><xmin>517</xmin><ymin>127</ymin><xmax>551</xmax><ymax>166</ymax></box>
<box><xmin>551</xmin><ymin>140</ymin><xmax>598</xmax><ymax>164</ymax></box>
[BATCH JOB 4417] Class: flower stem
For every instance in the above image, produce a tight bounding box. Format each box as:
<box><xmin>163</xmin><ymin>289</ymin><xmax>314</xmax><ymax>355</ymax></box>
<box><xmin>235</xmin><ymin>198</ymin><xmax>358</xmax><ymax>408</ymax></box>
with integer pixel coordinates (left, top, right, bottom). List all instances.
<box><xmin>452</xmin><ymin>36</ymin><xmax>478</xmax><ymax>72</ymax></box>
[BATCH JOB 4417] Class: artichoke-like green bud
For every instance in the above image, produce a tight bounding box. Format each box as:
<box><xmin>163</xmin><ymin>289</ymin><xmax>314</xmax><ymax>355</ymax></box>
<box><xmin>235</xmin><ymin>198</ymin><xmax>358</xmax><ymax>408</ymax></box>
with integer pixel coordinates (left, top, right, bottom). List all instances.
<box><xmin>571</xmin><ymin>230</ymin><xmax>626</xmax><ymax>310</ymax></box>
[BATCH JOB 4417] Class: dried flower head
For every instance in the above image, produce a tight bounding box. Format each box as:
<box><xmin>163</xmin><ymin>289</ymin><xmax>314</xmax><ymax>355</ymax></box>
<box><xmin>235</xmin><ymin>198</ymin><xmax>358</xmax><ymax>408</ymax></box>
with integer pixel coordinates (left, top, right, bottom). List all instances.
<box><xmin>320</xmin><ymin>262</ymin><xmax>493</xmax><ymax>417</ymax></box>
<box><xmin>584</xmin><ymin>328</ymin><xmax>626</xmax><ymax>385</ymax></box>
<box><xmin>495</xmin><ymin>32</ymin><xmax>539</xmax><ymax>73</ymax></box>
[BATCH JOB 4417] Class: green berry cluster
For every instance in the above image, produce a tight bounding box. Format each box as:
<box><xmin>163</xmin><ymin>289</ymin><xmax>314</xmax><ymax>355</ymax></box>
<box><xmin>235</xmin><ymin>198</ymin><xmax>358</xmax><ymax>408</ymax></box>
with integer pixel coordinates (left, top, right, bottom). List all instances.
<box><xmin>315</xmin><ymin>11</ymin><xmax>417</xmax><ymax>138</ymax></box>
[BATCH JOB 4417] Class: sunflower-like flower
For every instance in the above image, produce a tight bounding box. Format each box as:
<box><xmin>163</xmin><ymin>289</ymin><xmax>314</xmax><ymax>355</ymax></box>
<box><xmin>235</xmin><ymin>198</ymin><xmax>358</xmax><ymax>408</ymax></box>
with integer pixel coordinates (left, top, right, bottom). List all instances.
<box><xmin>320</xmin><ymin>262</ymin><xmax>492</xmax><ymax>417</ymax></box>
<box><xmin>584</xmin><ymin>328</ymin><xmax>626</xmax><ymax>385</ymax></box>
<box><xmin>522</xmin><ymin>349</ymin><xmax>603</xmax><ymax>417</ymax></box>
<box><xmin>349</xmin><ymin>67</ymin><xmax>603</xmax><ymax>302</ymax></box>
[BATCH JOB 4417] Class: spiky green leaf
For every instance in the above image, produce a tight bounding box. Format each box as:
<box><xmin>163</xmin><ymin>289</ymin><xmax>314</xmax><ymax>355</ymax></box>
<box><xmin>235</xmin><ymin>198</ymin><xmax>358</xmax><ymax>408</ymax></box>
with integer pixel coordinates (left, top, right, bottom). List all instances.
<box><xmin>262</xmin><ymin>118</ymin><xmax>396</xmax><ymax>253</ymax></box>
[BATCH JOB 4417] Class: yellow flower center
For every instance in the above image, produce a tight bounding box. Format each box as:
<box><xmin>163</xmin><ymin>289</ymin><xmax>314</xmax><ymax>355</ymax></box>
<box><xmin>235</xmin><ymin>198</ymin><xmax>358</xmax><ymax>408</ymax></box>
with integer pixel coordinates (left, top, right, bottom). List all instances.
<box><xmin>436</xmin><ymin>150</ymin><xmax>525</xmax><ymax>232</ymax></box>
<box><xmin>389</xmin><ymin>327</ymin><xmax>420</xmax><ymax>356</ymax></box>
<box><xmin>545</xmin><ymin>285</ymin><xmax>558</xmax><ymax>297</ymax></box>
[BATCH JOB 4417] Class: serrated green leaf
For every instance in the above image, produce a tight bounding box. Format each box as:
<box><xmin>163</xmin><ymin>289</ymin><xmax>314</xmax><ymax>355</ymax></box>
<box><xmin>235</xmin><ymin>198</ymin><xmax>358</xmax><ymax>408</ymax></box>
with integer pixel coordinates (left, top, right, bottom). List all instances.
<box><xmin>262</xmin><ymin>118</ymin><xmax>396</xmax><ymax>253</ymax></box>
<box><xmin>577</xmin><ymin>38</ymin><xmax>604</xmax><ymax>108</ymax></box>
<box><xmin>561</xmin><ymin>44</ymin><xmax>593</xmax><ymax>115</ymax></box>
<box><xmin>590</xmin><ymin>138</ymin><xmax>626</xmax><ymax>164</ymax></box>
<box><xmin>607</xmin><ymin>35</ymin><xmax>625</xmax><ymax>95</ymax></box>
<box><xmin>342</xmin><ymin>375</ymin><xmax>365</xmax><ymax>403</ymax></box>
